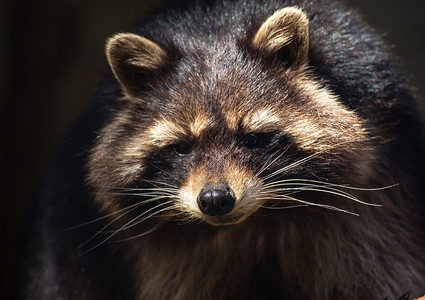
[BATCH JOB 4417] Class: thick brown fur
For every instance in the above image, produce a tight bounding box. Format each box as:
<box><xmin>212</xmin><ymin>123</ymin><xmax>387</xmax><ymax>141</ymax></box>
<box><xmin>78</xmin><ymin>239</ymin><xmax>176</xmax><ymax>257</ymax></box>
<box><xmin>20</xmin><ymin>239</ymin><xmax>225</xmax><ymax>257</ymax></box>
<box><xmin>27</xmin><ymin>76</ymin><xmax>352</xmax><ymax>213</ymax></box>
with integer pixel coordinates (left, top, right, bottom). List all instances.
<box><xmin>14</xmin><ymin>0</ymin><xmax>425</xmax><ymax>299</ymax></box>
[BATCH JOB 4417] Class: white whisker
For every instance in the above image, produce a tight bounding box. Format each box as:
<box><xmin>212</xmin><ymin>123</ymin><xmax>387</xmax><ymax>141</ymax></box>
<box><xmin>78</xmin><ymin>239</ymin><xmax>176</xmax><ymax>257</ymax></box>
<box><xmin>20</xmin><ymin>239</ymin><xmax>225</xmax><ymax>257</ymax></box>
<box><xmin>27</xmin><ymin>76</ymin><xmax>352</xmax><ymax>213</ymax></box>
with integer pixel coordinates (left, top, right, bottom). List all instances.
<box><xmin>64</xmin><ymin>199</ymin><xmax>151</xmax><ymax>232</ymax></box>
<box><xmin>78</xmin><ymin>197</ymin><xmax>173</xmax><ymax>249</ymax></box>
<box><xmin>79</xmin><ymin>200</ymin><xmax>175</xmax><ymax>255</ymax></box>
<box><xmin>262</xmin><ymin>178</ymin><xmax>394</xmax><ymax>206</ymax></box>
<box><xmin>263</xmin><ymin>194</ymin><xmax>360</xmax><ymax>216</ymax></box>
<box><xmin>262</xmin><ymin>151</ymin><xmax>321</xmax><ymax>182</ymax></box>
<box><xmin>109</xmin><ymin>220</ymin><xmax>167</xmax><ymax>243</ymax></box>
<box><xmin>255</xmin><ymin>148</ymin><xmax>289</xmax><ymax>177</ymax></box>
<box><xmin>263</xmin><ymin>178</ymin><xmax>397</xmax><ymax>192</ymax></box>
<box><xmin>102</xmin><ymin>200</ymin><xmax>176</xmax><ymax>232</ymax></box>
<box><xmin>136</xmin><ymin>179</ymin><xmax>180</xmax><ymax>189</ymax></box>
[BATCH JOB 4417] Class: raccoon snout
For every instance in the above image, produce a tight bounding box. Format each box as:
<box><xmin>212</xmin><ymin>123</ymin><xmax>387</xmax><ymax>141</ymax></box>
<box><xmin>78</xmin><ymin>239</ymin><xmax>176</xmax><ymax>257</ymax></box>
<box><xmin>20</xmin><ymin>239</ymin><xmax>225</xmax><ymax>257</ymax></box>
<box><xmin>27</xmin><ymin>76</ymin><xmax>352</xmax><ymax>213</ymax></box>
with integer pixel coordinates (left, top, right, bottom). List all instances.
<box><xmin>197</xmin><ymin>186</ymin><xmax>236</xmax><ymax>216</ymax></box>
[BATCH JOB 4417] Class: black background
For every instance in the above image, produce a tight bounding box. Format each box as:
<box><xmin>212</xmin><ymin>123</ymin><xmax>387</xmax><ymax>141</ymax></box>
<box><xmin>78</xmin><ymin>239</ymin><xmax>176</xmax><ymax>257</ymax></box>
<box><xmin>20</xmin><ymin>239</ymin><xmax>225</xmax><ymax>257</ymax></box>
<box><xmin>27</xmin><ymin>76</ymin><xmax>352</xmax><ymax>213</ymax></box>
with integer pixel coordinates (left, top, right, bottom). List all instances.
<box><xmin>1</xmin><ymin>0</ymin><xmax>425</xmax><ymax>298</ymax></box>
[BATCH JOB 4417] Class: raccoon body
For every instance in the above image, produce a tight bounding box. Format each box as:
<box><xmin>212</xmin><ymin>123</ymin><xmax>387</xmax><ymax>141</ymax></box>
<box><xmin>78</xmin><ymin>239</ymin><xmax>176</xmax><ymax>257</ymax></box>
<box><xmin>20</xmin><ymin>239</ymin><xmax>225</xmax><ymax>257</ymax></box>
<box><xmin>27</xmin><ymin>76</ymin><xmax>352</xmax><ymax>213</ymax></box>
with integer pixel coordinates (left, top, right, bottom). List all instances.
<box><xmin>15</xmin><ymin>0</ymin><xmax>425</xmax><ymax>299</ymax></box>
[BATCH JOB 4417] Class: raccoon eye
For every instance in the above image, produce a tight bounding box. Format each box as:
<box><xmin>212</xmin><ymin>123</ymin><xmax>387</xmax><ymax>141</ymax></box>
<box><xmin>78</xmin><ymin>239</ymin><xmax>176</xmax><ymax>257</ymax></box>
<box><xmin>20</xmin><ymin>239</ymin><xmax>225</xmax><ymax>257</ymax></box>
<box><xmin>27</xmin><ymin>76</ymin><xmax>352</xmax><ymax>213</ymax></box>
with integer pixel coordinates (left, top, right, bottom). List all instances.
<box><xmin>242</xmin><ymin>133</ymin><xmax>266</xmax><ymax>149</ymax></box>
<box><xmin>173</xmin><ymin>142</ymin><xmax>192</xmax><ymax>156</ymax></box>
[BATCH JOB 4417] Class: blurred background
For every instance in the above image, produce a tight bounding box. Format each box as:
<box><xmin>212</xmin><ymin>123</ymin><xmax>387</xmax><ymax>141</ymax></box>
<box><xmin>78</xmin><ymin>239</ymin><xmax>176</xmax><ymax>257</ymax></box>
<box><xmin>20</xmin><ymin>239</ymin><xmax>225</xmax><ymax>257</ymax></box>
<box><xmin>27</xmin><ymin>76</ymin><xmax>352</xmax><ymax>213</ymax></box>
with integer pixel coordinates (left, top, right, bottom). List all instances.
<box><xmin>1</xmin><ymin>0</ymin><xmax>424</xmax><ymax>298</ymax></box>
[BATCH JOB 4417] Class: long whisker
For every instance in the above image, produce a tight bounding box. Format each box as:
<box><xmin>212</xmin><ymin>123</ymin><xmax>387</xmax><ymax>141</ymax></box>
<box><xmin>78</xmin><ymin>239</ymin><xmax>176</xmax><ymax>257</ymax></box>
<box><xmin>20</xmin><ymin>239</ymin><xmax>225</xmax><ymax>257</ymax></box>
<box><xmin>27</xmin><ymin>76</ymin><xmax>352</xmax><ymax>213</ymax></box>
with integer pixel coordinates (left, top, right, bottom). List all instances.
<box><xmin>101</xmin><ymin>200</ymin><xmax>176</xmax><ymax>232</ymax></box>
<box><xmin>262</xmin><ymin>151</ymin><xmax>321</xmax><ymax>182</ymax></box>
<box><xmin>108</xmin><ymin>220</ymin><xmax>167</xmax><ymax>243</ymax></box>
<box><xmin>255</xmin><ymin>147</ymin><xmax>290</xmax><ymax>177</ymax></box>
<box><xmin>259</xmin><ymin>203</ymin><xmax>308</xmax><ymax>210</ymax></box>
<box><xmin>106</xmin><ymin>191</ymin><xmax>176</xmax><ymax>198</ymax></box>
<box><xmin>263</xmin><ymin>178</ymin><xmax>398</xmax><ymax>192</ymax></box>
<box><xmin>260</xmin><ymin>194</ymin><xmax>360</xmax><ymax>216</ymax></box>
<box><xmin>65</xmin><ymin>181</ymin><xmax>179</xmax><ymax>232</ymax></box>
<box><xmin>262</xmin><ymin>183</ymin><xmax>379</xmax><ymax>206</ymax></box>
<box><xmin>287</xmin><ymin>187</ymin><xmax>379</xmax><ymax>206</ymax></box>
<box><xmin>79</xmin><ymin>200</ymin><xmax>175</xmax><ymax>255</ymax></box>
<box><xmin>262</xmin><ymin>139</ymin><xmax>376</xmax><ymax>183</ymax></box>
<box><xmin>262</xmin><ymin>178</ymin><xmax>397</xmax><ymax>206</ymax></box>
<box><xmin>109</xmin><ymin>205</ymin><xmax>183</xmax><ymax>242</ymax></box>
<box><xmin>112</xmin><ymin>186</ymin><xmax>178</xmax><ymax>191</ymax></box>
<box><xmin>120</xmin><ymin>202</ymin><xmax>179</xmax><ymax>230</ymax></box>
<box><xmin>78</xmin><ymin>202</ymin><xmax>145</xmax><ymax>250</ymax></box>
<box><xmin>130</xmin><ymin>178</ymin><xmax>180</xmax><ymax>189</ymax></box>
<box><xmin>63</xmin><ymin>199</ymin><xmax>153</xmax><ymax>232</ymax></box>
<box><xmin>78</xmin><ymin>196</ymin><xmax>172</xmax><ymax>249</ymax></box>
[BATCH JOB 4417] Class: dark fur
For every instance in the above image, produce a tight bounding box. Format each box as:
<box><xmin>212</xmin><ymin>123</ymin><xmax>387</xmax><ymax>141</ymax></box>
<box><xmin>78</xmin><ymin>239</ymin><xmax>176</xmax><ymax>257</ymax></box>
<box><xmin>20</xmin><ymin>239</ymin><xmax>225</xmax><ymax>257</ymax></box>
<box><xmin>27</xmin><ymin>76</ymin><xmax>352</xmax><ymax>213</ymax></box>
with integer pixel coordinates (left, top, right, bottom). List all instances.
<box><xmin>14</xmin><ymin>0</ymin><xmax>425</xmax><ymax>299</ymax></box>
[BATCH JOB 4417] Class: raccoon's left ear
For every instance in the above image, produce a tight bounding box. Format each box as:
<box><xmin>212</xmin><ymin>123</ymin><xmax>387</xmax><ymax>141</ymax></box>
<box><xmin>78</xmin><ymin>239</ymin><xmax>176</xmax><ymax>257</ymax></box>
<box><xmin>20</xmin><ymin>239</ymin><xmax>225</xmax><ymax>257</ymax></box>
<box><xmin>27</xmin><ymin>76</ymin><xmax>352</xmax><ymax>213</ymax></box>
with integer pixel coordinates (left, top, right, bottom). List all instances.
<box><xmin>252</xmin><ymin>7</ymin><xmax>309</xmax><ymax>69</ymax></box>
<box><xmin>106</xmin><ymin>33</ymin><xmax>168</xmax><ymax>97</ymax></box>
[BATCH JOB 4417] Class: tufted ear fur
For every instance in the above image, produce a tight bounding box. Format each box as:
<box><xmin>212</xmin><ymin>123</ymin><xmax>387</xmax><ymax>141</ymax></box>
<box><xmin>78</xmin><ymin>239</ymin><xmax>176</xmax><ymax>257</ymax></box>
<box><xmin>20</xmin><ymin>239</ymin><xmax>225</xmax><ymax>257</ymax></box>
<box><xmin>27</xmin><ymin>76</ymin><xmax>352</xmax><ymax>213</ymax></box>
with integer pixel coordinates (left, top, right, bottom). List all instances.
<box><xmin>106</xmin><ymin>33</ymin><xmax>168</xmax><ymax>97</ymax></box>
<box><xmin>252</xmin><ymin>7</ymin><xmax>309</xmax><ymax>69</ymax></box>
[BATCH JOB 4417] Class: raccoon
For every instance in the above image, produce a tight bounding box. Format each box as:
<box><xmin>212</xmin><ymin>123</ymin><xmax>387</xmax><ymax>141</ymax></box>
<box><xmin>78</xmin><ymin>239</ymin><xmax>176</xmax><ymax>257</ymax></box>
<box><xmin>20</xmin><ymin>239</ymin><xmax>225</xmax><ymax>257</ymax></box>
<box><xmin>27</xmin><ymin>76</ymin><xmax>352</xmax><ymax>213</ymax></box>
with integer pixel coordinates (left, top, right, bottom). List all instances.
<box><xmin>14</xmin><ymin>0</ymin><xmax>425</xmax><ymax>299</ymax></box>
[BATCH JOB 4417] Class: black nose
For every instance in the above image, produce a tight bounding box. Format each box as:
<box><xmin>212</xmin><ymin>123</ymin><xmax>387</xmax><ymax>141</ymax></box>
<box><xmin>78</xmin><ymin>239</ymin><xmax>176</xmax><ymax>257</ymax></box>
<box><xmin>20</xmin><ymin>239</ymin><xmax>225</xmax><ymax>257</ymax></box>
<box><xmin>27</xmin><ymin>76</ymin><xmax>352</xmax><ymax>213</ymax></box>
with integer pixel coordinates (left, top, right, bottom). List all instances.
<box><xmin>197</xmin><ymin>186</ymin><xmax>236</xmax><ymax>216</ymax></box>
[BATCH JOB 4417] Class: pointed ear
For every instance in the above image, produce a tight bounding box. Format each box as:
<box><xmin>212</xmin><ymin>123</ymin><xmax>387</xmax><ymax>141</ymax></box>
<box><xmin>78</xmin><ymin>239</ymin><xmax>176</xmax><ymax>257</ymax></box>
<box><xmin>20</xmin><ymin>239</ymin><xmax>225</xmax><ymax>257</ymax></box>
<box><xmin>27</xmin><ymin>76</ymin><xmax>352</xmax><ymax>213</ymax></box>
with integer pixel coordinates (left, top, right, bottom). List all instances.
<box><xmin>252</xmin><ymin>7</ymin><xmax>309</xmax><ymax>69</ymax></box>
<box><xmin>106</xmin><ymin>33</ymin><xmax>168</xmax><ymax>97</ymax></box>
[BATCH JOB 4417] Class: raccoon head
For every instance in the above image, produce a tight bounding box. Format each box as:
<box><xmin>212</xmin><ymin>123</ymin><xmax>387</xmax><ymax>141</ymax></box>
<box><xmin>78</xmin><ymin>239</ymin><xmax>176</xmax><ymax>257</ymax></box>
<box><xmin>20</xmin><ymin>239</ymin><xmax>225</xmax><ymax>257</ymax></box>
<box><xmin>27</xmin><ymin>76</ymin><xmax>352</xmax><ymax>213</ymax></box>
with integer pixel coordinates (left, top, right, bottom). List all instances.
<box><xmin>88</xmin><ymin>7</ymin><xmax>372</xmax><ymax>227</ymax></box>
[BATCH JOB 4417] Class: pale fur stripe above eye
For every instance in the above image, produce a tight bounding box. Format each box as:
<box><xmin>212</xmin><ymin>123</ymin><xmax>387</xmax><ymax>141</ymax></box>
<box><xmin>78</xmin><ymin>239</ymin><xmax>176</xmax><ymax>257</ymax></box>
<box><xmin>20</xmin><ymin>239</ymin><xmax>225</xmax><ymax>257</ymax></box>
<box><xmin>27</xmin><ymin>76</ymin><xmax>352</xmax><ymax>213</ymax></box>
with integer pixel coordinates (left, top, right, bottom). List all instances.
<box><xmin>147</xmin><ymin>119</ymin><xmax>186</xmax><ymax>148</ymax></box>
<box><xmin>147</xmin><ymin>114</ymin><xmax>210</xmax><ymax>148</ymax></box>
<box><xmin>242</xmin><ymin>109</ymin><xmax>282</xmax><ymax>132</ymax></box>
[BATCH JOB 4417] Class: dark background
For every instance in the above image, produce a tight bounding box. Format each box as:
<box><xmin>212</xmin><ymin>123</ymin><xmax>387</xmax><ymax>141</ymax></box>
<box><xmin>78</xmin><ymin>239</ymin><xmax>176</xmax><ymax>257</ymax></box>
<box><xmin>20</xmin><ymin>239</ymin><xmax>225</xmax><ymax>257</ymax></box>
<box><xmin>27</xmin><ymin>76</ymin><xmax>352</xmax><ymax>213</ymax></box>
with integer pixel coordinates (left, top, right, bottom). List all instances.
<box><xmin>1</xmin><ymin>0</ymin><xmax>424</xmax><ymax>298</ymax></box>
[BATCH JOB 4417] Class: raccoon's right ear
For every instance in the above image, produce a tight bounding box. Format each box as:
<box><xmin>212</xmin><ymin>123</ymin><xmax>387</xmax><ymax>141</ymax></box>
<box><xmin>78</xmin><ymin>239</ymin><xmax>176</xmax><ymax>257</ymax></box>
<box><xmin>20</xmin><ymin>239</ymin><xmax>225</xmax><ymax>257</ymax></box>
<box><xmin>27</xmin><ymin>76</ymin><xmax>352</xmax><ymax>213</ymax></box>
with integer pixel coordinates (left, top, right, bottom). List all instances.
<box><xmin>251</xmin><ymin>7</ymin><xmax>309</xmax><ymax>70</ymax></box>
<box><xmin>106</xmin><ymin>33</ymin><xmax>168</xmax><ymax>97</ymax></box>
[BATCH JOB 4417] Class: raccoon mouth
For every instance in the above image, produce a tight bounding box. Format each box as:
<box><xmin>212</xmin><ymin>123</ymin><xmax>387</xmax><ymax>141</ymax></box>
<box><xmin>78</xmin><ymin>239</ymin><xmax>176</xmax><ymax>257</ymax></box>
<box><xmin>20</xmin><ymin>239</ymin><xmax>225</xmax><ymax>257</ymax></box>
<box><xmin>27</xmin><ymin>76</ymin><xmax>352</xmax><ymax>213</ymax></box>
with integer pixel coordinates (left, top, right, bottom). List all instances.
<box><xmin>202</xmin><ymin>213</ymin><xmax>248</xmax><ymax>226</ymax></box>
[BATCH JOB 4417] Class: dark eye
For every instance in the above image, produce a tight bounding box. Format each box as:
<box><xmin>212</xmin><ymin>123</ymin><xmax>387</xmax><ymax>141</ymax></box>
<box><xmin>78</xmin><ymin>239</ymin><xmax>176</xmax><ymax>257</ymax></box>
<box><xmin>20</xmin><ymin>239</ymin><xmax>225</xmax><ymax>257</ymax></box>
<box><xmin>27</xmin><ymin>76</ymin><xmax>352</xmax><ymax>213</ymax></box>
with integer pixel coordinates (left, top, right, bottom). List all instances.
<box><xmin>173</xmin><ymin>142</ymin><xmax>192</xmax><ymax>156</ymax></box>
<box><xmin>242</xmin><ymin>133</ymin><xmax>266</xmax><ymax>149</ymax></box>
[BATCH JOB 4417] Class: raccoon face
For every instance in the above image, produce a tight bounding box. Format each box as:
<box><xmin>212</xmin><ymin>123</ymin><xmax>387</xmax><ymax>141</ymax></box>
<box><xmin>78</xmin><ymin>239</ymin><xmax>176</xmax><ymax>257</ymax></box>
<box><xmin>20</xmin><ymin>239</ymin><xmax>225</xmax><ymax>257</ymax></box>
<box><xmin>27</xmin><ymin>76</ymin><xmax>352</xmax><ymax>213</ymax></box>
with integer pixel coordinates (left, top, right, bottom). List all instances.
<box><xmin>88</xmin><ymin>7</ymin><xmax>371</xmax><ymax>227</ymax></box>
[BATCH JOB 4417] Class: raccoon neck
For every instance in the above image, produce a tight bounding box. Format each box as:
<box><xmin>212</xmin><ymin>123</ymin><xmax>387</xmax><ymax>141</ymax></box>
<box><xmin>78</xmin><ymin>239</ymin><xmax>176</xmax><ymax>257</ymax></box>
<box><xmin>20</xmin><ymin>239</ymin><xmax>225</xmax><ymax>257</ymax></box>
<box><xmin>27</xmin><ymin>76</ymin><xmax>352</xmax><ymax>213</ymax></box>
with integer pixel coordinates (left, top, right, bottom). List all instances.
<box><xmin>121</xmin><ymin>208</ymin><xmax>411</xmax><ymax>300</ymax></box>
